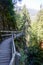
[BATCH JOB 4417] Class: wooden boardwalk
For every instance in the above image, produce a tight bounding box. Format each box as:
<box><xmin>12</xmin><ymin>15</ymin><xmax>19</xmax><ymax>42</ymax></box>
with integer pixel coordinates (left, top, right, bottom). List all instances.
<box><xmin>0</xmin><ymin>32</ymin><xmax>23</xmax><ymax>65</ymax></box>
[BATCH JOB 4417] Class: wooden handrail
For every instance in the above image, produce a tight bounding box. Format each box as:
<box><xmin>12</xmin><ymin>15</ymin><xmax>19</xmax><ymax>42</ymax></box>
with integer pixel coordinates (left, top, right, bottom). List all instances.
<box><xmin>0</xmin><ymin>30</ymin><xmax>21</xmax><ymax>34</ymax></box>
<box><xmin>1</xmin><ymin>33</ymin><xmax>17</xmax><ymax>37</ymax></box>
<box><xmin>1</xmin><ymin>31</ymin><xmax>24</xmax><ymax>37</ymax></box>
<box><xmin>0</xmin><ymin>31</ymin><xmax>23</xmax><ymax>33</ymax></box>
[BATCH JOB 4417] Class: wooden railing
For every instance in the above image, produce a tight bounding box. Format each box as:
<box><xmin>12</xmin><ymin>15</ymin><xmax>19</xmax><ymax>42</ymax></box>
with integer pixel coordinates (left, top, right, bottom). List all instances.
<box><xmin>0</xmin><ymin>30</ymin><xmax>23</xmax><ymax>33</ymax></box>
<box><xmin>0</xmin><ymin>30</ymin><xmax>24</xmax><ymax>38</ymax></box>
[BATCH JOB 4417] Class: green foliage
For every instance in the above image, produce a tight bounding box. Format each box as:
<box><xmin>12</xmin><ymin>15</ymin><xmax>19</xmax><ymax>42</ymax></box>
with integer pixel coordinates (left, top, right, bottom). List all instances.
<box><xmin>15</xmin><ymin>5</ymin><xmax>31</xmax><ymax>65</ymax></box>
<box><xmin>1</xmin><ymin>1</ymin><xmax>43</xmax><ymax>65</ymax></box>
<box><xmin>27</xmin><ymin>45</ymin><xmax>43</xmax><ymax>65</ymax></box>
<box><xmin>16</xmin><ymin>5</ymin><xmax>31</xmax><ymax>30</ymax></box>
<box><xmin>21</xmin><ymin>5</ymin><xmax>31</xmax><ymax>46</ymax></box>
<box><xmin>30</xmin><ymin>9</ymin><xmax>43</xmax><ymax>46</ymax></box>
<box><xmin>37</xmin><ymin>9</ymin><xmax>43</xmax><ymax>41</ymax></box>
<box><xmin>26</xmin><ymin>9</ymin><xmax>43</xmax><ymax>65</ymax></box>
<box><xmin>22</xmin><ymin>5</ymin><xmax>31</xmax><ymax>29</ymax></box>
<box><xmin>14</xmin><ymin>37</ymin><xmax>27</xmax><ymax>65</ymax></box>
<box><xmin>29</xmin><ymin>22</ymin><xmax>38</xmax><ymax>46</ymax></box>
<box><xmin>20</xmin><ymin>49</ymin><xmax>27</xmax><ymax>65</ymax></box>
<box><xmin>16</xmin><ymin>12</ymin><xmax>23</xmax><ymax>30</ymax></box>
<box><xmin>14</xmin><ymin>36</ymin><xmax>26</xmax><ymax>50</ymax></box>
<box><xmin>0</xmin><ymin>0</ymin><xmax>17</xmax><ymax>30</ymax></box>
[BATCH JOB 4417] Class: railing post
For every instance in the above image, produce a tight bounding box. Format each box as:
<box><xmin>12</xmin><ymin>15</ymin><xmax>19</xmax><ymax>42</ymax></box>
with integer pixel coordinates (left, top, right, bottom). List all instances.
<box><xmin>9</xmin><ymin>33</ymin><xmax>16</xmax><ymax>65</ymax></box>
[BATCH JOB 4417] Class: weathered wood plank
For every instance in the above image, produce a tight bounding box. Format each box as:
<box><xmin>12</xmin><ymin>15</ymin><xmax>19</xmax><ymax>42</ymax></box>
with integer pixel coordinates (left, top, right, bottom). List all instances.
<box><xmin>0</xmin><ymin>30</ymin><xmax>23</xmax><ymax>33</ymax></box>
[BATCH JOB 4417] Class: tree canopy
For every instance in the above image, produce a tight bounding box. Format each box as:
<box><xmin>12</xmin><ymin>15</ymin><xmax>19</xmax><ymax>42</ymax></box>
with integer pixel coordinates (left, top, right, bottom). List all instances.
<box><xmin>0</xmin><ymin>0</ymin><xmax>17</xmax><ymax>30</ymax></box>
